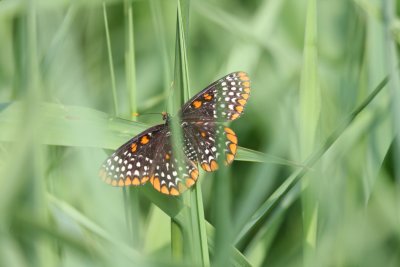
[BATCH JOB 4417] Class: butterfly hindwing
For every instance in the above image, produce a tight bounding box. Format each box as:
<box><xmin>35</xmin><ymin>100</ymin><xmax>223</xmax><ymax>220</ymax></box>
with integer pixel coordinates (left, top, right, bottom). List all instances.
<box><xmin>183</xmin><ymin>122</ymin><xmax>238</xmax><ymax>171</ymax></box>
<box><xmin>180</xmin><ymin>71</ymin><xmax>250</xmax><ymax>122</ymax></box>
<box><xmin>149</xmin><ymin>130</ymin><xmax>199</xmax><ymax>195</ymax></box>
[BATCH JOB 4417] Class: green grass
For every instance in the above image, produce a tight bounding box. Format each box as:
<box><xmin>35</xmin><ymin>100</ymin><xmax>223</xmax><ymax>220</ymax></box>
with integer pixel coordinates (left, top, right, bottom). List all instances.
<box><xmin>0</xmin><ymin>0</ymin><xmax>399</xmax><ymax>266</ymax></box>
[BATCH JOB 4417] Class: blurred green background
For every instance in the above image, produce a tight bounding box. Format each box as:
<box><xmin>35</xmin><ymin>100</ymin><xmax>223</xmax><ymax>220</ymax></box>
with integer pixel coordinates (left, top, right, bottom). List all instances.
<box><xmin>0</xmin><ymin>0</ymin><xmax>399</xmax><ymax>266</ymax></box>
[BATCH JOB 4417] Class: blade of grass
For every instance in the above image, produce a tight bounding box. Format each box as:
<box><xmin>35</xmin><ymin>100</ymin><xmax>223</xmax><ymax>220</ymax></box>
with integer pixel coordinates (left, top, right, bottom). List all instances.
<box><xmin>102</xmin><ymin>2</ymin><xmax>118</xmax><ymax>116</ymax></box>
<box><xmin>234</xmin><ymin>76</ymin><xmax>389</xmax><ymax>247</ymax></box>
<box><xmin>25</xmin><ymin>1</ymin><xmax>55</xmax><ymax>265</ymax></box>
<box><xmin>170</xmin><ymin>0</ymin><xmax>209</xmax><ymax>265</ymax></box>
<box><xmin>383</xmin><ymin>0</ymin><xmax>400</xmax><ymax>216</ymax></box>
<box><xmin>123</xmin><ymin>0</ymin><xmax>141</xmax><ymax>250</ymax></box>
<box><xmin>0</xmin><ymin>102</ymin><xmax>277</xmax><ymax>164</ymax></box>
<box><xmin>150</xmin><ymin>0</ymin><xmax>172</xmax><ymax>98</ymax></box>
<box><xmin>299</xmin><ymin>0</ymin><xmax>320</xmax><ymax>265</ymax></box>
<box><xmin>47</xmin><ymin>194</ymin><xmax>144</xmax><ymax>263</ymax></box>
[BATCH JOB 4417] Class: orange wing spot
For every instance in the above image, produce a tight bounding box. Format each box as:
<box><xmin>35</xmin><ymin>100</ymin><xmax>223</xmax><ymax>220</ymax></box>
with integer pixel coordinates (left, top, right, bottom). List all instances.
<box><xmin>125</xmin><ymin>177</ymin><xmax>132</xmax><ymax>186</ymax></box>
<box><xmin>242</xmin><ymin>81</ymin><xmax>250</xmax><ymax>87</ymax></box>
<box><xmin>224</xmin><ymin>127</ymin><xmax>235</xmax><ymax>135</ymax></box>
<box><xmin>132</xmin><ymin>177</ymin><xmax>141</xmax><ymax>185</ymax></box>
<box><xmin>140</xmin><ymin>136</ymin><xmax>150</xmax><ymax>145</ymax></box>
<box><xmin>229</xmin><ymin>143</ymin><xmax>237</xmax><ymax>155</ymax></box>
<box><xmin>226</xmin><ymin>153</ymin><xmax>235</xmax><ymax>164</ymax></box>
<box><xmin>235</xmin><ymin>105</ymin><xmax>244</xmax><ymax>113</ymax></box>
<box><xmin>111</xmin><ymin>179</ymin><xmax>117</xmax><ymax>186</ymax></box>
<box><xmin>231</xmin><ymin>113</ymin><xmax>240</xmax><ymax>120</ymax></box>
<box><xmin>131</xmin><ymin>143</ymin><xmax>137</xmax><ymax>152</ymax></box>
<box><xmin>201</xmin><ymin>163</ymin><xmax>212</xmax><ymax>172</ymax></box>
<box><xmin>178</xmin><ymin>182</ymin><xmax>187</xmax><ymax>192</ymax></box>
<box><xmin>118</xmin><ymin>179</ymin><xmax>125</xmax><ymax>186</ymax></box>
<box><xmin>170</xmin><ymin>187</ymin><xmax>180</xmax><ymax>196</ymax></box>
<box><xmin>238</xmin><ymin>72</ymin><xmax>249</xmax><ymax>81</ymax></box>
<box><xmin>244</xmin><ymin>88</ymin><xmax>250</xmax><ymax>94</ymax></box>
<box><xmin>150</xmin><ymin>176</ymin><xmax>154</xmax><ymax>184</ymax></box>
<box><xmin>192</xmin><ymin>100</ymin><xmax>202</xmax><ymax>109</ymax></box>
<box><xmin>161</xmin><ymin>185</ymin><xmax>169</xmax><ymax>195</ymax></box>
<box><xmin>191</xmin><ymin>169</ymin><xmax>199</xmax><ymax>180</ymax></box>
<box><xmin>203</xmin><ymin>93</ymin><xmax>213</xmax><ymax>101</ymax></box>
<box><xmin>238</xmin><ymin>99</ymin><xmax>246</xmax><ymax>106</ymax></box>
<box><xmin>201</xmin><ymin>131</ymin><xmax>207</xmax><ymax>138</ymax></box>
<box><xmin>186</xmin><ymin>178</ymin><xmax>196</xmax><ymax>188</ymax></box>
<box><xmin>210</xmin><ymin>160</ymin><xmax>218</xmax><ymax>171</ymax></box>
<box><xmin>106</xmin><ymin>177</ymin><xmax>112</xmax><ymax>184</ymax></box>
<box><xmin>141</xmin><ymin>176</ymin><xmax>149</xmax><ymax>184</ymax></box>
<box><xmin>226</xmin><ymin>133</ymin><xmax>238</xmax><ymax>144</ymax></box>
<box><xmin>165</xmin><ymin>153</ymin><xmax>170</xmax><ymax>160</ymax></box>
<box><xmin>153</xmin><ymin>178</ymin><xmax>161</xmax><ymax>191</ymax></box>
<box><xmin>241</xmin><ymin>93</ymin><xmax>249</xmax><ymax>100</ymax></box>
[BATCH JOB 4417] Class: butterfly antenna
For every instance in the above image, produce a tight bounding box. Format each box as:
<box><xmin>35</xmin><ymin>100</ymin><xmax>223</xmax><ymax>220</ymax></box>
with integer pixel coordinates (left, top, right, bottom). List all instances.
<box><xmin>113</xmin><ymin>112</ymin><xmax>165</xmax><ymax>123</ymax></box>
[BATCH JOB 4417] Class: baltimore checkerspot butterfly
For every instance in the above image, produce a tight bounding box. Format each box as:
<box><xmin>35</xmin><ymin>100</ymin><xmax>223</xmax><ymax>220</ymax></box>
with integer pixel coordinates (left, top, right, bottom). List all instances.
<box><xmin>99</xmin><ymin>71</ymin><xmax>250</xmax><ymax>196</ymax></box>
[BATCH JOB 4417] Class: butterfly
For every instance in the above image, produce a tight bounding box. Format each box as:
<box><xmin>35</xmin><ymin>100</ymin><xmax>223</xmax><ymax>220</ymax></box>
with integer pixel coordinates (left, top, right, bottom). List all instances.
<box><xmin>99</xmin><ymin>71</ymin><xmax>250</xmax><ymax>196</ymax></box>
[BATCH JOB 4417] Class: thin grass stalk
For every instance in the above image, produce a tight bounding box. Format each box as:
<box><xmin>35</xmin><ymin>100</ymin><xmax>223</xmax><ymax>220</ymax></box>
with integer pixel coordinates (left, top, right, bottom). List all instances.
<box><xmin>170</xmin><ymin>0</ymin><xmax>209</xmax><ymax>265</ymax></box>
<box><xmin>170</xmin><ymin>0</ymin><xmax>189</xmax><ymax>263</ymax></box>
<box><xmin>211</xmin><ymin>164</ymin><xmax>231</xmax><ymax>266</ymax></box>
<box><xmin>176</xmin><ymin>1</ymin><xmax>209</xmax><ymax>265</ymax></box>
<box><xmin>234</xmin><ymin>76</ymin><xmax>389</xmax><ymax>245</ymax></box>
<box><xmin>103</xmin><ymin>1</ymin><xmax>134</xmax><ymax>244</ymax></box>
<box><xmin>299</xmin><ymin>0</ymin><xmax>320</xmax><ymax>265</ymax></box>
<box><xmin>125</xmin><ymin>0</ymin><xmax>137</xmax><ymax>117</ymax></box>
<box><xmin>123</xmin><ymin>0</ymin><xmax>141</xmax><ymax>249</ymax></box>
<box><xmin>102</xmin><ymin>2</ymin><xmax>119</xmax><ymax>116</ymax></box>
<box><xmin>383</xmin><ymin>0</ymin><xmax>400</xmax><ymax>218</ymax></box>
<box><xmin>26</xmin><ymin>1</ymin><xmax>54</xmax><ymax>265</ymax></box>
<box><xmin>150</xmin><ymin>0</ymin><xmax>172</xmax><ymax>99</ymax></box>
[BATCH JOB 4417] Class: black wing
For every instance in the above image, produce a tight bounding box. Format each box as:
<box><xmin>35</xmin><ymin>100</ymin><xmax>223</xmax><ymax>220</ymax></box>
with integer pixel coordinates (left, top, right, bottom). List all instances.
<box><xmin>99</xmin><ymin>124</ymin><xmax>165</xmax><ymax>187</ymax></box>
<box><xmin>180</xmin><ymin>71</ymin><xmax>250</xmax><ymax>122</ymax></box>
<box><xmin>100</xmin><ymin>124</ymin><xmax>200</xmax><ymax>196</ymax></box>
<box><xmin>149</xmin><ymin>127</ymin><xmax>199</xmax><ymax>195</ymax></box>
<box><xmin>182</xmin><ymin>122</ymin><xmax>238</xmax><ymax>172</ymax></box>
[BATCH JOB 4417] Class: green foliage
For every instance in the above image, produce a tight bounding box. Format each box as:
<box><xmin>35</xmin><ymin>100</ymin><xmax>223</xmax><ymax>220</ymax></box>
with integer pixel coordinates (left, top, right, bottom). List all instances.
<box><xmin>0</xmin><ymin>0</ymin><xmax>399</xmax><ymax>266</ymax></box>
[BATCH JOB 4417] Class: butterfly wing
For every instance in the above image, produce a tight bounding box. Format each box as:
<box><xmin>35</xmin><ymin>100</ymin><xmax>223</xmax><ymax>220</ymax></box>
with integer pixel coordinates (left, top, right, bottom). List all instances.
<box><xmin>99</xmin><ymin>124</ymin><xmax>165</xmax><ymax>186</ymax></box>
<box><xmin>149</xmin><ymin>127</ymin><xmax>199</xmax><ymax>195</ymax></box>
<box><xmin>182</xmin><ymin>122</ymin><xmax>238</xmax><ymax>171</ymax></box>
<box><xmin>180</xmin><ymin>71</ymin><xmax>250</xmax><ymax>122</ymax></box>
<box><xmin>100</xmin><ymin>71</ymin><xmax>250</xmax><ymax>195</ymax></box>
<box><xmin>100</xmin><ymin>124</ymin><xmax>200</xmax><ymax>196</ymax></box>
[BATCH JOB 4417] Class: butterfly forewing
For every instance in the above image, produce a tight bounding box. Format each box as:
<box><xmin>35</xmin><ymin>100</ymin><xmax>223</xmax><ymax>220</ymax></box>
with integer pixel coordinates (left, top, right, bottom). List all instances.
<box><xmin>99</xmin><ymin>125</ymin><xmax>164</xmax><ymax>186</ymax></box>
<box><xmin>180</xmin><ymin>71</ymin><xmax>250</xmax><ymax>122</ymax></box>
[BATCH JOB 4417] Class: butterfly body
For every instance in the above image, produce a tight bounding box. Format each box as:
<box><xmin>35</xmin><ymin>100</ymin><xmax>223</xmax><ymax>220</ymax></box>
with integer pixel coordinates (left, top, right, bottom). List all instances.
<box><xmin>100</xmin><ymin>72</ymin><xmax>250</xmax><ymax>196</ymax></box>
